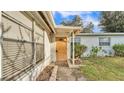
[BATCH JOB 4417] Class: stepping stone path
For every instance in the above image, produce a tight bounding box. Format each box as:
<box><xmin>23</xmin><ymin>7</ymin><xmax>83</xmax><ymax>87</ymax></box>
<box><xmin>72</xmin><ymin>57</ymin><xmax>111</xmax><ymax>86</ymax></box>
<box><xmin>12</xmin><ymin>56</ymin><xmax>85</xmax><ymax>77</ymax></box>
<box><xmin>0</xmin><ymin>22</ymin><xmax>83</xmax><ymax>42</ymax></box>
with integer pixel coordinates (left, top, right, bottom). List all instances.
<box><xmin>56</xmin><ymin>66</ymin><xmax>87</xmax><ymax>81</ymax></box>
<box><xmin>36</xmin><ymin>63</ymin><xmax>87</xmax><ymax>81</ymax></box>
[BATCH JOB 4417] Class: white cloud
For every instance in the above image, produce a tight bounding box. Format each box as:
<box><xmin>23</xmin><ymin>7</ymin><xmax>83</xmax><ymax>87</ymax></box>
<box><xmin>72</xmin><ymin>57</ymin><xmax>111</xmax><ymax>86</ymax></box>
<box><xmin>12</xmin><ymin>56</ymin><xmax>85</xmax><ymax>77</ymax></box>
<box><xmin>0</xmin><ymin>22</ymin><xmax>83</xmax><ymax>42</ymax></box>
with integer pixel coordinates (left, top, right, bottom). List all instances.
<box><xmin>81</xmin><ymin>15</ymin><xmax>101</xmax><ymax>32</ymax></box>
<box><xmin>82</xmin><ymin>15</ymin><xmax>99</xmax><ymax>26</ymax></box>
<box><xmin>53</xmin><ymin>11</ymin><xmax>92</xmax><ymax>18</ymax></box>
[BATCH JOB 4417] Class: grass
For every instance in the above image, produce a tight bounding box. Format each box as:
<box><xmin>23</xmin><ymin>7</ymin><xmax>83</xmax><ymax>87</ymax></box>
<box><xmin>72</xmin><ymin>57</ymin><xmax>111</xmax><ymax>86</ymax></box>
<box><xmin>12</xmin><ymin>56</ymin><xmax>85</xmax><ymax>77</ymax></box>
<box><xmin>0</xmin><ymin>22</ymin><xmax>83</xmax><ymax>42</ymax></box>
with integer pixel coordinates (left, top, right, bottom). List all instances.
<box><xmin>80</xmin><ymin>57</ymin><xmax>124</xmax><ymax>80</ymax></box>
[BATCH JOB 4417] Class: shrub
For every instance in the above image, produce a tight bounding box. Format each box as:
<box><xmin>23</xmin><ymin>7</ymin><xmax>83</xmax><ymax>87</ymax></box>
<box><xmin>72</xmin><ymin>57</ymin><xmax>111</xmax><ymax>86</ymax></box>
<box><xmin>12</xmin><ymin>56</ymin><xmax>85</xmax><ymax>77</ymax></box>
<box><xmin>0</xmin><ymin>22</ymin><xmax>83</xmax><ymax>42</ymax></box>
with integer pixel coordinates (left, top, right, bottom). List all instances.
<box><xmin>113</xmin><ymin>44</ymin><xmax>124</xmax><ymax>56</ymax></box>
<box><xmin>90</xmin><ymin>46</ymin><xmax>101</xmax><ymax>57</ymax></box>
<box><xmin>74</xmin><ymin>43</ymin><xmax>87</xmax><ymax>58</ymax></box>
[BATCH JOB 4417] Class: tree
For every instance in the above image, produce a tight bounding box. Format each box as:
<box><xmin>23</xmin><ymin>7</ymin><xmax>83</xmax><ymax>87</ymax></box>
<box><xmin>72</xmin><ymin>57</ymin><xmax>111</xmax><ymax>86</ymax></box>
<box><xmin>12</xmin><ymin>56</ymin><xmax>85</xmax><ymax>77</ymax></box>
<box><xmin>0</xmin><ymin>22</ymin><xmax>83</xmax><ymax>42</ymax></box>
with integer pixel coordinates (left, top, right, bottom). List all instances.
<box><xmin>83</xmin><ymin>22</ymin><xmax>94</xmax><ymax>33</ymax></box>
<box><xmin>61</xmin><ymin>15</ymin><xmax>83</xmax><ymax>27</ymax></box>
<box><xmin>61</xmin><ymin>15</ymin><xmax>94</xmax><ymax>33</ymax></box>
<box><xmin>61</xmin><ymin>19</ymin><xmax>72</xmax><ymax>26</ymax></box>
<box><xmin>71</xmin><ymin>15</ymin><xmax>83</xmax><ymax>27</ymax></box>
<box><xmin>99</xmin><ymin>11</ymin><xmax>124</xmax><ymax>32</ymax></box>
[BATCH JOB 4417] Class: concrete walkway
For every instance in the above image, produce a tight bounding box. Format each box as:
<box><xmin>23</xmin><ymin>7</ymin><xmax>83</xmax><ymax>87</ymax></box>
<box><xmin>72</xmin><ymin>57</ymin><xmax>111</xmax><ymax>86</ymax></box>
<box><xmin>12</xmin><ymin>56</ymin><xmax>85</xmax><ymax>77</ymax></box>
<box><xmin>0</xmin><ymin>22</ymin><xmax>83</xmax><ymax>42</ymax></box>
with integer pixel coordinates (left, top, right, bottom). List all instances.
<box><xmin>56</xmin><ymin>66</ymin><xmax>87</xmax><ymax>81</ymax></box>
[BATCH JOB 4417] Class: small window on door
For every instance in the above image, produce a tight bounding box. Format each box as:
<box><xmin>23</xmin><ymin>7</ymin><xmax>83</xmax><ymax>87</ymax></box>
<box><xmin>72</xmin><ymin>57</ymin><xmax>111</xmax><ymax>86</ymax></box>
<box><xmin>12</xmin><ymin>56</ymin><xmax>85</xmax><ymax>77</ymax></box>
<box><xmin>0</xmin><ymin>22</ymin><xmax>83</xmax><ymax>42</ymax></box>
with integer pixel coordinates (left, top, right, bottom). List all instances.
<box><xmin>99</xmin><ymin>37</ymin><xmax>110</xmax><ymax>46</ymax></box>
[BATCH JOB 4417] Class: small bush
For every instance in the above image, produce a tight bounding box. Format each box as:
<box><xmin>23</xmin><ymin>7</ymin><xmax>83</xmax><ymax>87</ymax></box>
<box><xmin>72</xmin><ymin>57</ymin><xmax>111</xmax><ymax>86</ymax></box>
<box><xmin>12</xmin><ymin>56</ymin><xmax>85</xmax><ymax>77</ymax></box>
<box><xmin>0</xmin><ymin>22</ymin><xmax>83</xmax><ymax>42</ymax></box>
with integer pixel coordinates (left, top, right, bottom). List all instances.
<box><xmin>90</xmin><ymin>46</ymin><xmax>101</xmax><ymax>57</ymax></box>
<box><xmin>113</xmin><ymin>44</ymin><xmax>124</xmax><ymax>56</ymax></box>
<box><xmin>74</xmin><ymin>43</ymin><xmax>87</xmax><ymax>58</ymax></box>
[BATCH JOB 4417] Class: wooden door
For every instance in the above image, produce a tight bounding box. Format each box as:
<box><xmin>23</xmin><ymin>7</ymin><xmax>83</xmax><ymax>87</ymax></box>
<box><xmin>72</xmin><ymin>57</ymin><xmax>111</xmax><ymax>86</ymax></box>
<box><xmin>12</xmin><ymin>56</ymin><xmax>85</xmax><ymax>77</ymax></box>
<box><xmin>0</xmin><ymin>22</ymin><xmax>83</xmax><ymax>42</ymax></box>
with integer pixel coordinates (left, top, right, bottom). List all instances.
<box><xmin>56</xmin><ymin>37</ymin><xmax>67</xmax><ymax>62</ymax></box>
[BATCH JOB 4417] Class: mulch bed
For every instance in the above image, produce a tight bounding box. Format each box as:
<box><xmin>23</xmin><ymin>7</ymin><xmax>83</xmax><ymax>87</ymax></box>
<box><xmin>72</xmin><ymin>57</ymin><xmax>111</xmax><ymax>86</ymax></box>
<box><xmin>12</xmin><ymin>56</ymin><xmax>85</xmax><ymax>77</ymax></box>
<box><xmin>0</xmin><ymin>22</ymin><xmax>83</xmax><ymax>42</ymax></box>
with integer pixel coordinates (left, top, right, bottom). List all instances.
<box><xmin>75</xmin><ymin>60</ymin><xmax>81</xmax><ymax>65</ymax></box>
<box><xmin>36</xmin><ymin>66</ymin><xmax>54</xmax><ymax>81</ymax></box>
<box><xmin>74</xmin><ymin>59</ymin><xmax>82</xmax><ymax>65</ymax></box>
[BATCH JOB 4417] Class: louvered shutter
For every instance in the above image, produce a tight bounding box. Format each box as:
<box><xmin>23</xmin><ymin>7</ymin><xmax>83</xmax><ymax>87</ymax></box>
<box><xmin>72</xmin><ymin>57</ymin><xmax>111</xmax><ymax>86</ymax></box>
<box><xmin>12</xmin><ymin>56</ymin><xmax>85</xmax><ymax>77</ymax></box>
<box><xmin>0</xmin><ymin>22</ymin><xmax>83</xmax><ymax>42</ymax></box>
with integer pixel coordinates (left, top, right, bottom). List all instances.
<box><xmin>1</xmin><ymin>12</ymin><xmax>34</xmax><ymax>80</ymax></box>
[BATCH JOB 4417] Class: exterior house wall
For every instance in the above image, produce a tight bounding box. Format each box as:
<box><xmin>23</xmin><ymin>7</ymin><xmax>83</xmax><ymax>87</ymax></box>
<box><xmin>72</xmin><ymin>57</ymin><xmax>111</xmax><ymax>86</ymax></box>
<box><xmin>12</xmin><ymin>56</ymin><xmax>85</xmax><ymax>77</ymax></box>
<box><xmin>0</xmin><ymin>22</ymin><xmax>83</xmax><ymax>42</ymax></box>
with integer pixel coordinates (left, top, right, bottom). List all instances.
<box><xmin>44</xmin><ymin>31</ymin><xmax>51</xmax><ymax>66</ymax></box>
<box><xmin>1</xmin><ymin>11</ymin><xmax>54</xmax><ymax>80</ymax></box>
<box><xmin>4</xmin><ymin>11</ymin><xmax>32</xmax><ymax>28</ymax></box>
<box><xmin>77</xmin><ymin>35</ymin><xmax>124</xmax><ymax>57</ymax></box>
<box><xmin>111</xmin><ymin>36</ymin><xmax>124</xmax><ymax>46</ymax></box>
<box><xmin>2</xmin><ymin>12</ymin><xmax>32</xmax><ymax>41</ymax></box>
<box><xmin>17</xmin><ymin>31</ymin><xmax>52</xmax><ymax>81</ymax></box>
<box><xmin>80</xmin><ymin>36</ymin><xmax>100</xmax><ymax>56</ymax></box>
<box><xmin>1</xmin><ymin>11</ymin><xmax>34</xmax><ymax>80</ymax></box>
<box><xmin>50</xmin><ymin>34</ymin><xmax>56</xmax><ymax>62</ymax></box>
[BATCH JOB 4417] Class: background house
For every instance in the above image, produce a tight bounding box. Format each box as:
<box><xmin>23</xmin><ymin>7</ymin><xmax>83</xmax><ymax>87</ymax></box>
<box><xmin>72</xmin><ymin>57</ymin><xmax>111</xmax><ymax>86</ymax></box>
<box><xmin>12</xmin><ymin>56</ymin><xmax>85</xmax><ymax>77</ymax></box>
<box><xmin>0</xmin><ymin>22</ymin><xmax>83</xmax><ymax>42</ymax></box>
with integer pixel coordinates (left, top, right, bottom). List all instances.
<box><xmin>75</xmin><ymin>33</ymin><xmax>124</xmax><ymax>57</ymax></box>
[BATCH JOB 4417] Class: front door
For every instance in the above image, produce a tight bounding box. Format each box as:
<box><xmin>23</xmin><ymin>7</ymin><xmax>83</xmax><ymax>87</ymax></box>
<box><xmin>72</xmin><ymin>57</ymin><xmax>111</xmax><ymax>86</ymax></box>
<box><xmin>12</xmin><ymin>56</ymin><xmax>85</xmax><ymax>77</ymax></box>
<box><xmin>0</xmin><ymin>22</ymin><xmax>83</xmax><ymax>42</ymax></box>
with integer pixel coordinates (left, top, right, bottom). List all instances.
<box><xmin>56</xmin><ymin>37</ymin><xmax>67</xmax><ymax>63</ymax></box>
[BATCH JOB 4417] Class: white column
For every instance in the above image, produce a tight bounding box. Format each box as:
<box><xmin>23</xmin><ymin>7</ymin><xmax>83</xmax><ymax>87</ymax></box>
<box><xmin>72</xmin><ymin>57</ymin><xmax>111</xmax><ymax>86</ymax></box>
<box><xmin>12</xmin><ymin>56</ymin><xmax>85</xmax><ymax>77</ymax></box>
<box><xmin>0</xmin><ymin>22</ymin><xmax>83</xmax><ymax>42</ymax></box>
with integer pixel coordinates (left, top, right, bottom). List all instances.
<box><xmin>72</xmin><ymin>32</ymin><xmax>75</xmax><ymax>65</ymax></box>
<box><xmin>0</xmin><ymin>11</ymin><xmax>2</xmax><ymax>79</ymax></box>
<box><xmin>67</xmin><ymin>37</ymin><xmax>70</xmax><ymax>60</ymax></box>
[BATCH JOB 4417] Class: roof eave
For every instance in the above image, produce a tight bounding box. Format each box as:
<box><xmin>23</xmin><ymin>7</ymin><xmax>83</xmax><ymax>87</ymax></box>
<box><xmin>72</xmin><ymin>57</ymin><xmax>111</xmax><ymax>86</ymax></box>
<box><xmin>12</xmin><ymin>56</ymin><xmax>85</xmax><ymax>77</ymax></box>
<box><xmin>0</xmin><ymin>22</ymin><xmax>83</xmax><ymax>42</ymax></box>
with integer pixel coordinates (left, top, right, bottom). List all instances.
<box><xmin>77</xmin><ymin>33</ymin><xmax>124</xmax><ymax>36</ymax></box>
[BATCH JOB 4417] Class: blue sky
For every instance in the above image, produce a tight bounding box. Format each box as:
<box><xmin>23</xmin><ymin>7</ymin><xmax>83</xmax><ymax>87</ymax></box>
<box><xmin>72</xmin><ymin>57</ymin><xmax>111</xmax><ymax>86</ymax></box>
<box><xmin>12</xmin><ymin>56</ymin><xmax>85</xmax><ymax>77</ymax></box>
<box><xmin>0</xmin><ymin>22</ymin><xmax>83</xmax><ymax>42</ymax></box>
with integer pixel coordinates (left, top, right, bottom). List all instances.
<box><xmin>52</xmin><ymin>11</ymin><xmax>102</xmax><ymax>33</ymax></box>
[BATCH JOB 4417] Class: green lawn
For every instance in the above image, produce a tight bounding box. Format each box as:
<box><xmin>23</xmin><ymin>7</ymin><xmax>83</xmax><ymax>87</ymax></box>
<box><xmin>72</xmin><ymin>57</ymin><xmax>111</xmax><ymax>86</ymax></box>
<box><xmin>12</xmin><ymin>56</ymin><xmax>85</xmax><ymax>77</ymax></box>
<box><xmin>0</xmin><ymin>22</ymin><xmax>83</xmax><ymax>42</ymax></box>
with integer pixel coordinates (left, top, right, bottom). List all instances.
<box><xmin>80</xmin><ymin>57</ymin><xmax>124</xmax><ymax>80</ymax></box>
